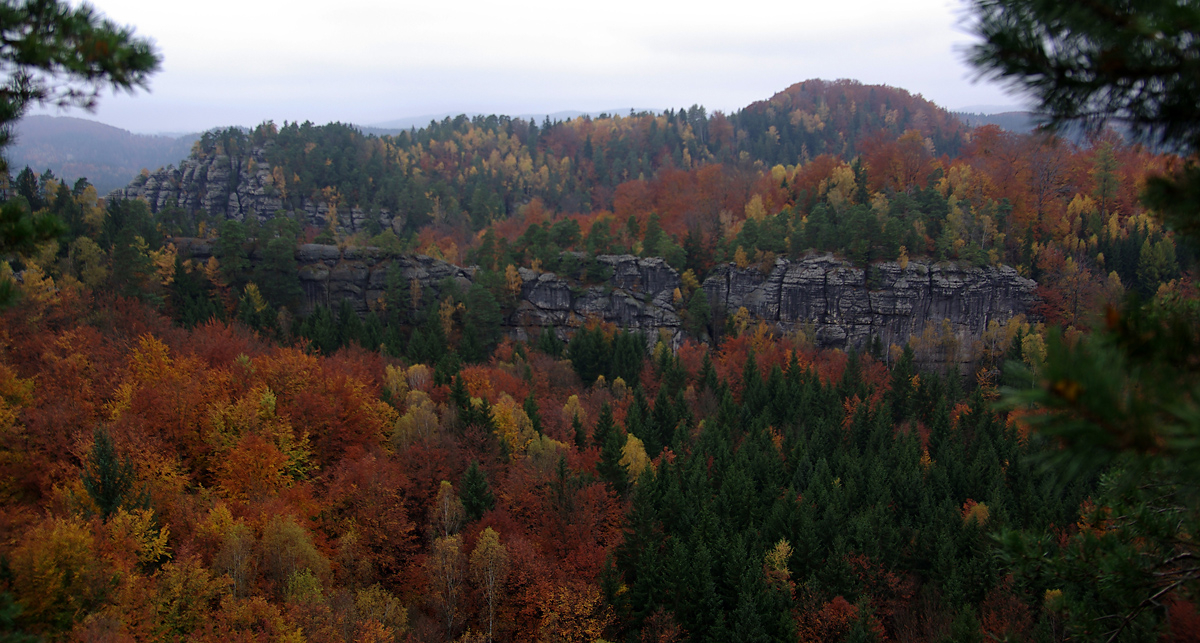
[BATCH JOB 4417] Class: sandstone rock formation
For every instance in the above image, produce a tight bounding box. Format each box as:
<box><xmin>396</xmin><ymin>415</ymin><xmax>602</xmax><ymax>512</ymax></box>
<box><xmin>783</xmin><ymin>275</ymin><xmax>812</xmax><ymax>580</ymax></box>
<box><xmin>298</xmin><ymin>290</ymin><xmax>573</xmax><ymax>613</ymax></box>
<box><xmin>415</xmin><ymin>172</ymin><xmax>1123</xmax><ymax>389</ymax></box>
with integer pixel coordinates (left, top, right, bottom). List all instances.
<box><xmin>703</xmin><ymin>255</ymin><xmax>1037</xmax><ymax>361</ymax></box>
<box><xmin>109</xmin><ymin>143</ymin><xmax>400</xmax><ymax>236</ymax></box>
<box><xmin>176</xmin><ymin>240</ymin><xmax>1036</xmax><ymax>364</ymax></box>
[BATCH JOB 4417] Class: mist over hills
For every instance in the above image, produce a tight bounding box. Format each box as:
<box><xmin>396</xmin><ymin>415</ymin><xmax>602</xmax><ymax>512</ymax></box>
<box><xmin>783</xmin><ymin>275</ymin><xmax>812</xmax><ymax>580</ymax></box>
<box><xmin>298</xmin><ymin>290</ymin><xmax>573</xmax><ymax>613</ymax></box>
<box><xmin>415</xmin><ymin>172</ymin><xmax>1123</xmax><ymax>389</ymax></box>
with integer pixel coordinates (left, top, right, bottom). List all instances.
<box><xmin>6</xmin><ymin>116</ymin><xmax>200</xmax><ymax>194</ymax></box>
<box><xmin>954</xmin><ymin>111</ymin><xmax>1036</xmax><ymax>134</ymax></box>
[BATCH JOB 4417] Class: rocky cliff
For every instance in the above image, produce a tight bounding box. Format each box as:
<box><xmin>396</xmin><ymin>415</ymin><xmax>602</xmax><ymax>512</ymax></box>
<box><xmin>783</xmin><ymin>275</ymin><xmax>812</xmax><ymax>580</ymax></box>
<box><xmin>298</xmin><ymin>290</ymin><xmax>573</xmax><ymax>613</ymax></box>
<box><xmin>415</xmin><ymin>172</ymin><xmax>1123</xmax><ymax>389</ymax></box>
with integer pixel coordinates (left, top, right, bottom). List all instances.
<box><xmin>109</xmin><ymin>143</ymin><xmax>399</xmax><ymax>237</ymax></box>
<box><xmin>176</xmin><ymin>241</ymin><xmax>1037</xmax><ymax>361</ymax></box>
<box><xmin>703</xmin><ymin>256</ymin><xmax>1037</xmax><ymax>358</ymax></box>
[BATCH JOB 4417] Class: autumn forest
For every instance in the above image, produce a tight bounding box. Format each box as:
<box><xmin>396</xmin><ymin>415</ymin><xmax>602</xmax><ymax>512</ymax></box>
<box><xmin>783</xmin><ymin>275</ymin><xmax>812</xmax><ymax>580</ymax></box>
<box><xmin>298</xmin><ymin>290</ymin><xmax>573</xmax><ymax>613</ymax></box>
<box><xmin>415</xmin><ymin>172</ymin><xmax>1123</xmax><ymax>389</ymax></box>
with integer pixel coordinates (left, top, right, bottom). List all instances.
<box><xmin>1</xmin><ymin>75</ymin><xmax>1198</xmax><ymax>643</ymax></box>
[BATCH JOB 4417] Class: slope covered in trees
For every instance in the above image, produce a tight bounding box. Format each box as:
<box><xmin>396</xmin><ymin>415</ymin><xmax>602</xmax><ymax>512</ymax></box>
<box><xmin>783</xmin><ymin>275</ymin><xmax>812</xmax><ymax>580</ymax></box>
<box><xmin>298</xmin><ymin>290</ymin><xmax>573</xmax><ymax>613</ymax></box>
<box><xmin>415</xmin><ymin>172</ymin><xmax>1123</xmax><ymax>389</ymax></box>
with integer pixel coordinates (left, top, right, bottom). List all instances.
<box><xmin>96</xmin><ymin>78</ymin><xmax>1195</xmax><ymax>345</ymax></box>
<box><xmin>0</xmin><ymin>281</ymin><xmax>1107</xmax><ymax>642</ymax></box>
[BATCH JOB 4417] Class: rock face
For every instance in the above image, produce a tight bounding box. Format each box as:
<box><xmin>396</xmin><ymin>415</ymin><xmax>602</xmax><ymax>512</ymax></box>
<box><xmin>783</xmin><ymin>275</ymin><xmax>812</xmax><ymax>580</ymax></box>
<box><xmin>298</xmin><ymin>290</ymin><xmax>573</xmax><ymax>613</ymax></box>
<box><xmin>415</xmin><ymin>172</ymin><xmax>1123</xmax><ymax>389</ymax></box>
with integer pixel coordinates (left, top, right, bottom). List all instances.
<box><xmin>178</xmin><ymin>242</ymin><xmax>1036</xmax><ymax>362</ymax></box>
<box><xmin>109</xmin><ymin>143</ymin><xmax>400</xmax><ymax>236</ymax></box>
<box><xmin>703</xmin><ymin>254</ymin><xmax>1037</xmax><ymax>363</ymax></box>
<box><xmin>508</xmin><ymin>255</ymin><xmax>684</xmax><ymax>344</ymax></box>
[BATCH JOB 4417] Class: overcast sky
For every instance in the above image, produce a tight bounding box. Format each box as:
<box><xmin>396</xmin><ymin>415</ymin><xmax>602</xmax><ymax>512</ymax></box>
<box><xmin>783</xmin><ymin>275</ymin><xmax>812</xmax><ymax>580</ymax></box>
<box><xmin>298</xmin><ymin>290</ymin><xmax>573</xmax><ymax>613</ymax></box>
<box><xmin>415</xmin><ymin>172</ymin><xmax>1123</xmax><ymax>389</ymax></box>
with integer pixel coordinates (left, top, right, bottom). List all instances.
<box><xmin>31</xmin><ymin>0</ymin><xmax>1030</xmax><ymax>134</ymax></box>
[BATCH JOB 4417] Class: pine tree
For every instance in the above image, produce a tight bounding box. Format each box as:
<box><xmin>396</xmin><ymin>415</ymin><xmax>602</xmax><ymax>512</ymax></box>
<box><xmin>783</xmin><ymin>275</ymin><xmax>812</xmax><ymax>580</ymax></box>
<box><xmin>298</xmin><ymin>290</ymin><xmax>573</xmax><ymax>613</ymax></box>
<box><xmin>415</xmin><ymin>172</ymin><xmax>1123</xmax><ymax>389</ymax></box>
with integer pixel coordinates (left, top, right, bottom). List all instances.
<box><xmin>593</xmin><ymin>402</ymin><xmax>616</xmax><ymax>449</ymax></box>
<box><xmin>598</xmin><ymin>430</ymin><xmax>628</xmax><ymax>496</ymax></box>
<box><xmin>524</xmin><ymin>392</ymin><xmax>543</xmax><ymax>434</ymax></box>
<box><xmin>81</xmin><ymin>426</ymin><xmax>137</xmax><ymax>520</ymax></box>
<box><xmin>460</xmin><ymin>461</ymin><xmax>495</xmax><ymax>522</ymax></box>
<box><xmin>572</xmin><ymin>413</ymin><xmax>586</xmax><ymax>450</ymax></box>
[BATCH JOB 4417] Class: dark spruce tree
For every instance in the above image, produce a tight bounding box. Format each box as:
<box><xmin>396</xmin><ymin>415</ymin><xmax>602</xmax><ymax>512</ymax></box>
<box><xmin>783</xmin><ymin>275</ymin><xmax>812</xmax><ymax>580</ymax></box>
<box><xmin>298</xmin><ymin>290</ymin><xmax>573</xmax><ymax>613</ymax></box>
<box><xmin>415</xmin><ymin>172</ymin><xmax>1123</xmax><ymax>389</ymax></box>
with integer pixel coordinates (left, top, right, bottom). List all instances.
<box><xmin>460</xmin><ymin>460</ymin><xmax>495</xmax><ymax>522</ymax></box>
<box><xmin>81</xmin><ymin>426</ymin><xmax>137</xmax><ymax>520</ymax></box>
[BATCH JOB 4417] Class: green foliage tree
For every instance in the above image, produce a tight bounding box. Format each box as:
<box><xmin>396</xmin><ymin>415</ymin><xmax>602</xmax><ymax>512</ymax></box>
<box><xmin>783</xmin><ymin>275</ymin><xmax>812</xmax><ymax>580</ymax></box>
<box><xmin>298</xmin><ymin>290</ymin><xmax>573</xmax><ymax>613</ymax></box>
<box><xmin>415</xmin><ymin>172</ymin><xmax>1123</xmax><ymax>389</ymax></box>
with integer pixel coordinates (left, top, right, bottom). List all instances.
<box><xmin>0</xmin><ymin>590</ymin><xmax>38</xmax><ymax>643</ymax></box>
<box><xmin>0</xmin><ymin>197</ymin><xmax>63</xmax><ymax>306</ymax></box>
<box><xmin>686</xmin><ymin>287</ymin><xmax>711</xmax><ymax>339</ymax></box>
<box><xmin>459</xmin><ymin>460</ymin><xmax>495</xmax><ymax>522</ymax></box>
<box><xmin>968</xmin><ymin>0</ymin><xmax>1200</xmax><ymax>150</ymax></box>
<box><xmin>971</xmin><ymin>0</ymin><xmax>1200</xmax><ymax>638</ymax></box>
<box><xmin>81</xmin><ymin>426</ymin><xmax>137</xmax><ymax>520</ymax></box>
<box><xmin>523</xmin><ymin>392</ymin><xmax>543</xmax><ymax>435</ymax></box>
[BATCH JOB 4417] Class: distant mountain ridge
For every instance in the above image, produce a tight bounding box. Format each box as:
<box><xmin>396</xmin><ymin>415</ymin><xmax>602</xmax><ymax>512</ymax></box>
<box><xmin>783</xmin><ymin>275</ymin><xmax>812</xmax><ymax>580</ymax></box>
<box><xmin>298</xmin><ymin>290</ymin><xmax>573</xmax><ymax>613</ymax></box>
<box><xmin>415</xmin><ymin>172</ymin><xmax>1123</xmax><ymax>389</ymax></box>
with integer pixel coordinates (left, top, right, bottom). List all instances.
<box><xmin>954</xmin><ymin>111</ymin><xmax>1037</xmax><ymax>133</ymax></box>
<box><xmin>112</xmin><ymin>79</ymin><xmax>988</xmax><ymax>238</ymax></box>
<box><xmin>369</xmin><ymin>108</ymin><xmax>659</xmax><ymax>131</ymax></box>
<box><xmin>6</xmin><ymin>115</ymin><xmax>200</xmax><ymax>194</ymax></box>
<box><xmin>14</xmin><ymin>82</ymin><xmax>1044</xmax><ymax>199</ymax></box>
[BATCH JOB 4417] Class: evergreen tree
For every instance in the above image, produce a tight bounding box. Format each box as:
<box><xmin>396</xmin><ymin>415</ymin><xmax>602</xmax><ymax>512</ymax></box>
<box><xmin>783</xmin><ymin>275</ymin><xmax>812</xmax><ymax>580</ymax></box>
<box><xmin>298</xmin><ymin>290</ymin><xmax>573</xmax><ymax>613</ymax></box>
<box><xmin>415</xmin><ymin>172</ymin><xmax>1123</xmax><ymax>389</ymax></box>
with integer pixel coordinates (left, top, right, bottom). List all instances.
<box><xmin>598</xmin><ymin>430</ymin><xmax>628</xmax><ymax>496</ymax></box>
<box><xmin>536</xmin><ymin>327</ymin><xmax>564</xmax><ymax>358</ymax></box>
<box><xmin>686</xmin><ymin>287</ymin><xmax>711</xmax><ymax>339</ymax></box>
<box><xmin>336</xmin><ymin>297</ymin><xmax>364</xmax><ymax>348</ymax></box>
<box><xmin>568</xmin><ymin>325</ymin><xmax>608</xmax><ymax>385</ymax></box>
<box><xmin>81</xmin><ymin>426</ymin><xmax>137</xmax><ymax>520</ymax></box>
<box><xmin>523</xmin><ymin>392</ymin><xmax>543</xmax><ymax>434</ymax></box>
<box><xmin>642</xmin><ymin>213</ymin><xmax>665</xmax><ymax>257</ymax></box>
<box><xmin>612</xmin><ymin>331</ymin><xmax>646</xmax><ymax>386</ymax></box>
<box><xmin>253</xmin><ymin>221</ymin><xmax>303</xmax><ymax>310</ymax></box>
<box><xmin>594</xmin><ymin>402</ymin><xmax>616</xmax><ymax>449</ymax></box>
<box><xmin>169</xmin><ymin>256</ymin><xmax>220</xmax><ymax>327</ymax></box>
<box><xmin>460</xmin><ymin>460</ymin><xmax>495</xmax><ymax>522</ymax></box>
<box><xmin>214</xmin><ymin>219</ymin><xmax>252</xmax><ymax>288</ymax></box>
<box><xmin>572</xmin><ymin>413</ymin><xmax>586</xmax><ymax>450</ymax></box>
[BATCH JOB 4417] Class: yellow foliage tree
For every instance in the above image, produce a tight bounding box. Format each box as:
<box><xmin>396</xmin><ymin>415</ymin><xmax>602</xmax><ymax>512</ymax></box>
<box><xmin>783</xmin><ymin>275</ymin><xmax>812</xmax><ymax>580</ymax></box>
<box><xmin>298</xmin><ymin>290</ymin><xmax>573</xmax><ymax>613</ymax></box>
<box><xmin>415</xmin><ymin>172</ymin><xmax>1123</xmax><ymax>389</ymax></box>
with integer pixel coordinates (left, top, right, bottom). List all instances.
<box><xmin>392</xmin><ymin>390</ymin><xmax>439</xmax><ymax>447</ymax></box>
<box><xmin>680</xmin><ymin>269</ymin><xmax>700</xmax><ymax>294</ymax></box>
<box><xmin>733</xmin><ymin>246</ymin><xmax>750</xmax><ymax>269</ymax></box>
<box><xmin>107</xmin><ymin>507</ymin><xmax>170</xmax><ymax>565</ymax></box>
<box><xmin>732</xmin><ymin>306</ymin><xmax>751</xmax><ymax>337</ymax></box>
<box><xmin>745</xmin><ymin>194</ymin><xmax>767</xmax><ymax>221</ymax></box>
<box><xmin>69</xmin><ymin>237</ymin><xmax>109</xmax><ymax>289</ymax></box>
<box><xmin>407</xmin><ymin>363</ymin><xmax>432</xmax><ymax>390</ymax></box>
<box><xmin>152</xmin><ymin>556</ymin><xmax>232</xmax><ymax>638</ymax></box>
<box><xmin>504</xmin><ymin>263</ymin><xmax>523</xmax><ymax>299</ymax></box>
<box><xmin>527</xmin><ymin>434</ymin><xmax>570</xmax><ymax>474</ymax></box>
<box><xmin>470</xmin><ymin>527</ymin><xmax>509</xmax><ymax>642</ymax></box>
<box><xmin>619</xmin><ymin>434</ymin><xmax>650</xmax><ymax>482</ymax></box>
<box><xmin>10</xmin><ymin>515</ymin><xmax>109</xmax><ymax>635</ymax></box>
<box><xmin>764</xmin><ymin>538</ymin><xmax>793</xmax><ymax>589</ymax></box>
<box><xmin>493</xmin><ymin>394</ymin><xmax>537</xmax><ymax>455</ymax></box>
<box><xmin>427</xmin><ymin>534</ymin><xmax>465</xmax><ymax>636</ymax></box>
<box><xmin>821</xmin><ymin>164</ymin><xmax>857</xmax><ymax>211</ymax></box>
<box><xmin>18</xmin><ymin>263</ymin><xmax>56</xmax><ymax>306</ymax></box>
<box><xmin>353</xmin><ymin>584</ymin><xmax>407</xmax><ymax>639</ymax></box>
<box><xmin>430</xmin><ymin>480</ymin><xmax>465</xmax><ymax>539</ymax></box>
<box><xmin>537</xmin><ymin>582</ymin><xmax>613</xmax><ymax>643</ymax></box>
<box><xmin>259</xmin><ymin>514</ymin><xmax>329</xmax><ymax>593</ymax></box>
<box><xmin>561</xmin><ymin>395</ymin><xmax>587</xmax><ymax>427</ymax></box>
<box><xmin>383</xmin><ymin>364</ymin><xmax>409</xmax><ymax>401</ymax></box>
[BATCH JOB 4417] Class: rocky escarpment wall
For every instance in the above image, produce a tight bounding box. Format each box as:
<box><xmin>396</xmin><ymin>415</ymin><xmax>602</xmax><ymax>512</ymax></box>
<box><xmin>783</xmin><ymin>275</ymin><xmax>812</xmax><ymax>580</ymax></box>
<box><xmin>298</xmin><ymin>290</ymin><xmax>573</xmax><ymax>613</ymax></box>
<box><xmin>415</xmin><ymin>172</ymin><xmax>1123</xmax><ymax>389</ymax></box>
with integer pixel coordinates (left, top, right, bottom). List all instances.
<box><xmin>703</xmin><ymin>255</ymin><xmax>1037</xmax><ymax>360</ymax></box>
<box><xmin>176</xmin><ymin>241</ymin><xmax>1037</xmax><ymax>360</ymax></box>
<box><xmin>175</xmin><ymin>242</ymin><xmax>685</xmax><ymax>342</ymax></box>
<box><xmin>110</xmin><ymin>144</ymin><xmax>400</xmax><ymax>236</ymax></box>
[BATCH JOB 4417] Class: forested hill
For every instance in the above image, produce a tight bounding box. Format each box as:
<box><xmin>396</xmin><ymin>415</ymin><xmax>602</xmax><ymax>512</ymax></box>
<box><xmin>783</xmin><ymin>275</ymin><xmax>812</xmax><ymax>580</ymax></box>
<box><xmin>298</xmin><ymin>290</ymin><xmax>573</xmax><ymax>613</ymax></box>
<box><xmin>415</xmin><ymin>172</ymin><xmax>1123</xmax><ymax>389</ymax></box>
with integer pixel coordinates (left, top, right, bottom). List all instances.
<box><xmin>735</xmin><ymin>80</ymin><xmax>969</xmax><ymax>164</ymax></box>
<box><xmin>109</xmin><ymin>76</ymin><xmax>1190</xmax><ymax>335</ymax></box>
<box><xmin>112</xmin><ymin>79</ymin><xmax>969</xmax><ymax>233</ymax></box>
<box><xmin>8</xmin><ymin>115</ymin><xmax>199</xmax><ymax>194</ymax></box>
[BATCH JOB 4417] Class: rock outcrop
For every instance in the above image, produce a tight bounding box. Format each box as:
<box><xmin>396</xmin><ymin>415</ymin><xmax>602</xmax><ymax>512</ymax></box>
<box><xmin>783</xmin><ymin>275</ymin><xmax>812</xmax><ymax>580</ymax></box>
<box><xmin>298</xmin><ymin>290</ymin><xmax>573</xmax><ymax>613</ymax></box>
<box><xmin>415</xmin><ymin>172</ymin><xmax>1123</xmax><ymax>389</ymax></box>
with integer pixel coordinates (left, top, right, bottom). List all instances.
<box><xmin>703</xmin><ymin>256</ymin><xmax>1036</xmax><ymax>359</ymax></box>
<box><xmin>109</xmin><ymin>143</ymin><xmax>400</xmax><ymax>236</ymax></box>
<box><xmin>176</xmin><ymin>241</ymin><xmax>1036</xmax><ymax>363</ymax></box>
<box><xmin>508</xmin><ymin>255</ymin><xmax>684</xmax><ymax>343</ymax></box>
